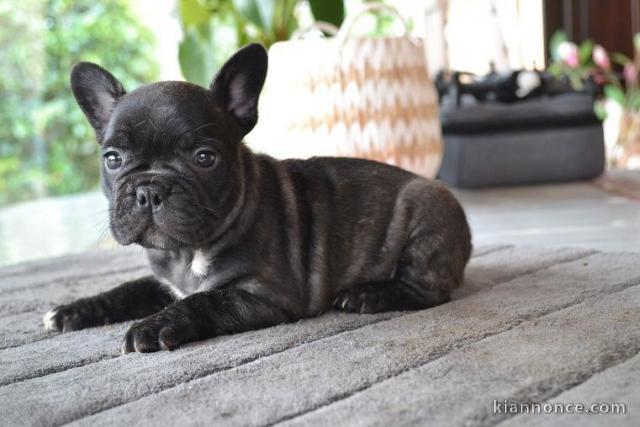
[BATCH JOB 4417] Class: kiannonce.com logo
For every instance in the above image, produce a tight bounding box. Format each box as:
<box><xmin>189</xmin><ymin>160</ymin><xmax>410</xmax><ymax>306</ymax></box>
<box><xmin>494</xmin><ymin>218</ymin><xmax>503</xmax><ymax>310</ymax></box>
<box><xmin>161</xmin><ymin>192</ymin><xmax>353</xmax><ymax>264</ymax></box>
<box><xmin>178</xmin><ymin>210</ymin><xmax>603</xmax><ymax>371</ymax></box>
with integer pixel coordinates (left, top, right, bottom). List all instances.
<box><xmin>493</xmin><ymin>400</ymin><xmax>627</xmax><ymax>415</ymax></box>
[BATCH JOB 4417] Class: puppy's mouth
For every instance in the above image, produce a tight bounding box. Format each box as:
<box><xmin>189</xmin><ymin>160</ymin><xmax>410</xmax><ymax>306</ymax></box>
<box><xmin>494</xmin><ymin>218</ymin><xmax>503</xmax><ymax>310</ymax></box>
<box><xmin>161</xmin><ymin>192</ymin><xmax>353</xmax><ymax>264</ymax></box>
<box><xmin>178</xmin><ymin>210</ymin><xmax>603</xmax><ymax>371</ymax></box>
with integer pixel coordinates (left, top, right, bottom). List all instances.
<box><xmin>132</xmin><ymin>225</ymin><xmax>181</xmax><ymax>250</ymax></box>
<box><xmin>110</xmin><ymin>200</ymin><xmax>215</xmax><ymax>250</ymax></box>
<box><xmin>110</xmin><ymin>213</ymin><xmax>197</xmax><ymax>248</ymax></box>
<box><xmin>109</xmin><ymin>214</ymin><xmax>161</xmax><ymax>248</ymax></box>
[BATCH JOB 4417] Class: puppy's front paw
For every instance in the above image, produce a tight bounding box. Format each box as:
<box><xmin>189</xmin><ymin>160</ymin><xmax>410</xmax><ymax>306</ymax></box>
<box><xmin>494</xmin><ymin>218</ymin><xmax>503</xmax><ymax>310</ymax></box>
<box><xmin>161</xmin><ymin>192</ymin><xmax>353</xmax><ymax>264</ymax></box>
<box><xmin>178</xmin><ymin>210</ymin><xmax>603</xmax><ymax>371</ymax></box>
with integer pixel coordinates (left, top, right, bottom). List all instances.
<box><xmin>43</xmin><ymin>304</ymin><xmax>96</xmax><ymax>332</ymax></box>
<box><xmin>121</xmin><ymin>311</ymin><xmax>194</xmax><ymax>354</ymax></box>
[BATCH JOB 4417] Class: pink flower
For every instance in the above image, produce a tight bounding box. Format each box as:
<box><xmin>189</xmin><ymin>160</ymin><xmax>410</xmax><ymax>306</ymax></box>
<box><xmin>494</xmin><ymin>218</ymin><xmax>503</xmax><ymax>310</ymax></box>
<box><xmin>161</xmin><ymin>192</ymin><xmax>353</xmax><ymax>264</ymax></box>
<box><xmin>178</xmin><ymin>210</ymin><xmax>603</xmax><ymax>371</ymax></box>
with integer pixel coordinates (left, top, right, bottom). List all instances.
<box><xmin>593</xmin><ymin>44</ymin><xmax>611</xmax><ymax>69</ymax></box>
<box><xmin>557</xmin><ymin>41</ymin><xmax>579</xmax><ymax>68</ymax></box>
<box><xmin>624</xmin><ymin>63</ymin><xmax>637</xmax><ymax>84</ymax></box>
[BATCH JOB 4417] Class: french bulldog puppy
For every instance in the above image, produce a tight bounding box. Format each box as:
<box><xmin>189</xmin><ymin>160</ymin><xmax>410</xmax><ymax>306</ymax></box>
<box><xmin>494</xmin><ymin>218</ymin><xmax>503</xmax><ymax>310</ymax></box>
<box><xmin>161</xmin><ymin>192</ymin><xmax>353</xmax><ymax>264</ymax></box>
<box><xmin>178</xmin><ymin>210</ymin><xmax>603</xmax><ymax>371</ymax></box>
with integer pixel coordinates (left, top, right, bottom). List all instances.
<box><xmin>44</xmin><ymin>44</ymin><xmax>472</xmax><ymax>354</ymax></box>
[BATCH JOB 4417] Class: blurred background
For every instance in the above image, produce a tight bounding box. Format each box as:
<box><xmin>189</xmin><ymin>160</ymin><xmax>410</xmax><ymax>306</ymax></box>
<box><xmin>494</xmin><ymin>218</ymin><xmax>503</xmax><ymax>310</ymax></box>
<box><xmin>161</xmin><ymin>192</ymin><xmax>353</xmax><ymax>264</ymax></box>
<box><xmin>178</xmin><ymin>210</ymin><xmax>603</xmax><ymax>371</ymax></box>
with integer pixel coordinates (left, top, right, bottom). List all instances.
<box><xmin>1</xmin><ymin>0</ymin><xmax>638</xmax><ymax>266</ymax></box>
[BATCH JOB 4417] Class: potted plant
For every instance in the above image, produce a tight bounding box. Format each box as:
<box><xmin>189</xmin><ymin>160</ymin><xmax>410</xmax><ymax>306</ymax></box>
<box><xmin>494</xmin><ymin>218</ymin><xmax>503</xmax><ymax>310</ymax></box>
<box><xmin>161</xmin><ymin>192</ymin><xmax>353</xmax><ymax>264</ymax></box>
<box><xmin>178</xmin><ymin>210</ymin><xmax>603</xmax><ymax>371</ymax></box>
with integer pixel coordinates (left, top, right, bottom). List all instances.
<box><xmin>549</xmin><ymin>30</ymin><xmax>640</xmax><ymax>169</ymax></box>
<box><xmin>599</xmin><ymin>36</ymin><xmax>640</xmax><ymax>168</ymax></box>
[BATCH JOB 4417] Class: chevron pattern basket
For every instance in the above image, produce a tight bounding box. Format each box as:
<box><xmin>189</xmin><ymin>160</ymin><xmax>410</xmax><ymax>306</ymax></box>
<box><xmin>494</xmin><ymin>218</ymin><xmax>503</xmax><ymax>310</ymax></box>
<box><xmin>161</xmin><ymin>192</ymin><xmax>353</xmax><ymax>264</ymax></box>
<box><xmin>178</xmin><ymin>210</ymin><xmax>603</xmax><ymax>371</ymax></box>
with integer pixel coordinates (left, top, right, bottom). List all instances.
<box><xmin>255</xmin><ymin>4</ymin><xmax>443</xmax><ymax>178</ymax></box>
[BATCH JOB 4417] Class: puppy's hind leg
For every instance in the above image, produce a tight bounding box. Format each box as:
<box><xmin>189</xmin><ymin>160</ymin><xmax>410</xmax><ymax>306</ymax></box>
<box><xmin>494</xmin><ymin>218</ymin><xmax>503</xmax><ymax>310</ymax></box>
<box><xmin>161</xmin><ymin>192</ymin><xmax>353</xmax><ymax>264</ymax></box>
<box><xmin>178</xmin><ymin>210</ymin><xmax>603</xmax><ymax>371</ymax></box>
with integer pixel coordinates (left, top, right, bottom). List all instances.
<box><xmin>334</xmin><ymin>229</ymin><xmax>469</xmax><ymax>314</ymax></box>
<box><xmin>333</xmin><ymin>280</ymin><xmax>448</xmax><ymax>314</ymax></box>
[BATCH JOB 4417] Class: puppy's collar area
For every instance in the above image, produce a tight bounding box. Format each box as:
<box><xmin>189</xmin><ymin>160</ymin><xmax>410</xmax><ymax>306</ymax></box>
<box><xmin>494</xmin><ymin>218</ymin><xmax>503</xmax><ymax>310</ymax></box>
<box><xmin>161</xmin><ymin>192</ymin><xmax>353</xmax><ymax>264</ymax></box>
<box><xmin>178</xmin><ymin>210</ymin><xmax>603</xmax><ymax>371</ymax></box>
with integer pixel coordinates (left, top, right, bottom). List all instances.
<box><xmin>191</xmin><ymin>249</ymin><xmax>210</xmax><ymax>277</ymax></box>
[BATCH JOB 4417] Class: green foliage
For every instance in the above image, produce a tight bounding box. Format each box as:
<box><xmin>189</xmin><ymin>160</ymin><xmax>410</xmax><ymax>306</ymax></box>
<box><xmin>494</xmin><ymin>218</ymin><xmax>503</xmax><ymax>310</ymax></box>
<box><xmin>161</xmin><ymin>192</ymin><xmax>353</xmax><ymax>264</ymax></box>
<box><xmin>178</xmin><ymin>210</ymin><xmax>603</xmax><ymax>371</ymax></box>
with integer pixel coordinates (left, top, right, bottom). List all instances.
<box><xmin>549</xmin><ymin>29</ymin><xmax>567</xmax><ymax>61</ymax></box>
<box><xmin>0</xmin><ymin>0</ymin><xmax>158</xmax><ymax>206</ymax></box>
<box><xmin>547</xmin><ymin>30</ymin><xmax>596</xmax><ymax>91</ymax></box>
<box><xmin>612</xmin><ymin>52</ymin><xmax>632</xmax><ymax>66</ymax></box>
<box><xmin>179</xmin><ymin>2</ymin><xmax>242</xmax><ymax>88</ymax></box>
<box><xmin>593</xmin><ymin>100</ymin><xmax>608</xmax><ymax>120</ymax></box>
<box><xmin>178</xmin><ymin>0</ymin><xmax>345</xmax><ymax>87</ymax></box>
<box><xmin>308</xmin><ymin>0</ymin><xmax>344</xmax><ymax>28</ymax></box>
<box><xmin>578</xmin><ymin>39</ymin><xmax>594</xmax><ymax>65</ymax></box>
<box><xmin>549</xmin><ymin>29</ymin><xmax>640</xmax><ymax>114</ymax></box>
<box><xmin>604</xmin><ymin>85</ymin><xmax>626</xmax><ymax>106</ymax></box>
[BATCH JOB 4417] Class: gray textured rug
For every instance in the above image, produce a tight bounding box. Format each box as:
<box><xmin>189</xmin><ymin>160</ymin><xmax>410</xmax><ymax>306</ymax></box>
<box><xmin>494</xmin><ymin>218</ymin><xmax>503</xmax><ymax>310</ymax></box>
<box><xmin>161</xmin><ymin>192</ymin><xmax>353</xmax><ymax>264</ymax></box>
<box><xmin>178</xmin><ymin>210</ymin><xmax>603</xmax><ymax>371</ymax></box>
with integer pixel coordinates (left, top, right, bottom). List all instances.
<box><xmin>0</xmin><ymin>244</ymin><xmax>638</xmax><ymax>426</ymax></box>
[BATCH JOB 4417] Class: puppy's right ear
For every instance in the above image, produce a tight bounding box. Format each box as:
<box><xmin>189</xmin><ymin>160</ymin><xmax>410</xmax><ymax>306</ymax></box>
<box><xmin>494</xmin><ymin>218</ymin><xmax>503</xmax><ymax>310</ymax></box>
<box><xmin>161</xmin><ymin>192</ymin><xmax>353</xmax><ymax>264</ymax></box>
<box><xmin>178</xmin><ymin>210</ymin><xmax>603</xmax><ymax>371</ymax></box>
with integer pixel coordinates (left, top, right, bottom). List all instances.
<box><xmin>209</xmin><ymin>44</ymin><xmax>268</xmax><ymax>136</ymax></box>
<box><xmin>70</xmin><ymin>62</ymin><xmax>126</xmax><ymax>138</ymax></box>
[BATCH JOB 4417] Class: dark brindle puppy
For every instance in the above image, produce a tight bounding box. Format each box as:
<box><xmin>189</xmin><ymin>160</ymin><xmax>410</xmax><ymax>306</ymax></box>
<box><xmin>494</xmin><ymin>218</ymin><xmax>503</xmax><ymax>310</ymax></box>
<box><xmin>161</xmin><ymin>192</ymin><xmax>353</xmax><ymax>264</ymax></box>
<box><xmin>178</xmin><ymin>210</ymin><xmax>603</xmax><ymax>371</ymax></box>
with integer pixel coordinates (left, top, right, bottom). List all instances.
<box><xmin>43</xmin><ymin>44</ymin><xmax>472</xmax><ymax>354</ymax></box>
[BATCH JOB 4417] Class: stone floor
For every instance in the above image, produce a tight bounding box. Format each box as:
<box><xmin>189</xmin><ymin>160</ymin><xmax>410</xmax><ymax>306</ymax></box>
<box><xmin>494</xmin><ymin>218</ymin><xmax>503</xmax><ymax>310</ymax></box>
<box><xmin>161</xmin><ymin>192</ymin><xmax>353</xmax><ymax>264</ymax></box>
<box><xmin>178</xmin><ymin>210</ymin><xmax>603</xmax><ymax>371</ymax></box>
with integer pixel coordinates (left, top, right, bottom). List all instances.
<box><xmin>454</xmin><ymin>178</ymin><xmax>640</xmax><ymax>253</ymax></box>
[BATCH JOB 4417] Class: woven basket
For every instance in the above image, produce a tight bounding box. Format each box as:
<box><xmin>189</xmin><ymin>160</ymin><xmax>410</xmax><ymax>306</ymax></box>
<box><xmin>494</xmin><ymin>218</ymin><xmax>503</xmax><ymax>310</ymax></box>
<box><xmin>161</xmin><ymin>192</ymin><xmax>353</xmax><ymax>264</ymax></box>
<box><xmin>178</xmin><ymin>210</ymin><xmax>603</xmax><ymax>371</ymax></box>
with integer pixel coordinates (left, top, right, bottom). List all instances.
<box><xmin>253</xmin><ymin>3</ymin><xmax>443</xmax><ymax>178</ymax></box>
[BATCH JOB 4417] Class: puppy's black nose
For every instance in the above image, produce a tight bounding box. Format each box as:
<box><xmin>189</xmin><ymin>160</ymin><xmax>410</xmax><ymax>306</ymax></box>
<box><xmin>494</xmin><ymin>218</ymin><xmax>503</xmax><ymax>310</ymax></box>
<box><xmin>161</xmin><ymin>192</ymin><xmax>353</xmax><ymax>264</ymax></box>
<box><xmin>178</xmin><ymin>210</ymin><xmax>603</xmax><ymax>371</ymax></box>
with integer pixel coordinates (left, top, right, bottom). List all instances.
<box><xmin>136</xmin><ymin>186</ymin><xmax>163</xmax><ymax>212</ymax></box>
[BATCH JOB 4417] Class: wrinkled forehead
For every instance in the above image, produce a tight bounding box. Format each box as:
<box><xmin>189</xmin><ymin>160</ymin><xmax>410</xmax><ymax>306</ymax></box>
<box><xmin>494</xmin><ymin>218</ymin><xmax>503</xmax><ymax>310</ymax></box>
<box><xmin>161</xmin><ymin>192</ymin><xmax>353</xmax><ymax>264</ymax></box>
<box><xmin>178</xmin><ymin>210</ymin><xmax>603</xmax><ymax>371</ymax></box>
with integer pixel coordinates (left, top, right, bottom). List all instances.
<box><xmin>103</xmin><ymin>82</ymin><xmax>229</xmax><ymax>144</ymax></box>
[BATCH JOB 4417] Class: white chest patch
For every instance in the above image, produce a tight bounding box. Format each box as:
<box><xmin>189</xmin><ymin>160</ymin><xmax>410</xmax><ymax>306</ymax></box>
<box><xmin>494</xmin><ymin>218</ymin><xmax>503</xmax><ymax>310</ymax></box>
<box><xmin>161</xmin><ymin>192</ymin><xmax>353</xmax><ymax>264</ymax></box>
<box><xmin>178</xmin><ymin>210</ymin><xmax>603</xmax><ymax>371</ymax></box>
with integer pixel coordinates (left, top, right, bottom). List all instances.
<box><xmin>191</xmin><ymin>250</ymin><xmax>210</xmax><ymax>277</ymax></box>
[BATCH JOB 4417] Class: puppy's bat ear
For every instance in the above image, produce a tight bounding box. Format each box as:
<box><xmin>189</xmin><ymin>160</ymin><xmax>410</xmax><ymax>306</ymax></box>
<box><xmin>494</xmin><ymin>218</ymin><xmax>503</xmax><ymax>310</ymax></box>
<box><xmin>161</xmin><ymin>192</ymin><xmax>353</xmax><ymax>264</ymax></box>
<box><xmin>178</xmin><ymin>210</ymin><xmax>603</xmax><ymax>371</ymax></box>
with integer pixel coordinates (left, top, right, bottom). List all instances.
<box><xmin>209</xmin><ymin>43</ymin><xmax>268</xmax><ymax>136</ymax></box>
<box><xmin>70</xmin><ymin>62</ymin><xmax>126</xmax><ymax>139</ymax></box>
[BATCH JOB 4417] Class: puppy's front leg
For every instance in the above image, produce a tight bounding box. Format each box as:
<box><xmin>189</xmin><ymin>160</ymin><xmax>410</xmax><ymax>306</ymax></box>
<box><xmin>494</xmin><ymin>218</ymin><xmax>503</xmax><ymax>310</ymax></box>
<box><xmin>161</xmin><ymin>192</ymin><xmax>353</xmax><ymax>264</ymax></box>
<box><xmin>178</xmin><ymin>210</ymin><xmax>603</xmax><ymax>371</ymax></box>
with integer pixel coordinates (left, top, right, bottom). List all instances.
<box><xmin>121</xmin><ymin>287</ymin><xmax>291</xmax><ymax>354</ymax></box>
<box><xmin>44</xmin><ymin>276</ymin><xmax>176</xmax><ymax>332</ymax></box>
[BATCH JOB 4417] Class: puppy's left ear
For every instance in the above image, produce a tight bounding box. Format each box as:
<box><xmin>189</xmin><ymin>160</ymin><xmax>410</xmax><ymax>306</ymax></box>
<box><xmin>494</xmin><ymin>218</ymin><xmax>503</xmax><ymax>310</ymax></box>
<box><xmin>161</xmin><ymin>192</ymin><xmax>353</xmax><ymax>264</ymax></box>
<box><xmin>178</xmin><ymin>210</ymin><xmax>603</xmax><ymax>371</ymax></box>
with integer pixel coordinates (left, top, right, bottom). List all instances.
<box><xmin>70</xmin><ymin>62</ymin><xmax>126</xmax><ymax>139</ymax></box>
<box><xmin>209</xmin><ymin>43</ymin><xmax>268</xmax><ymax>136</ymax></box>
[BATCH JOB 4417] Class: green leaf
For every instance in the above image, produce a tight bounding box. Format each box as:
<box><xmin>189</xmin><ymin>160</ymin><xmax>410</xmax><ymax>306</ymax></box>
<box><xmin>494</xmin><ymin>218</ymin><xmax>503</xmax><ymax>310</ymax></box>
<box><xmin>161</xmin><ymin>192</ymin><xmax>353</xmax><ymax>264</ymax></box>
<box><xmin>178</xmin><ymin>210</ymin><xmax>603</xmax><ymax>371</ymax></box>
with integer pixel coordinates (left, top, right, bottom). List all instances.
<box><xmin>179</xmin><ymin>0</ymin><xmax>211</xmax><ymax>27</ymax></box>
<box><xmin>233</xmin><ymin>0</ymin><xmax>275</xmax><ymax>33</ymax></box>
<box><xmin>579</xmin><ymin>39</ymin><xmax>593</xmax><ymax>65</ymax></box>
<box><xmin>276</xmin><ymin>0</ymin><xmax>299</xmax><ymax>40</ymax></box>
<box><xmin>233</xmin><ymin>0</ymin><xmax>262</xmax><ymax>27</ymax></box>
<box><xmin>256</xmin><ymin>0</ymin><xmax>276</xmax><ymax>32</ymax></box>
<box><xmin>308</xmin><ymin>0</ymin><xmax>344</xmax><ymax>27</ymax></box>
<box><xmin>179</xmin><ymin>12</ymin><xmax>243</xmax><ymax>86</ymax></box>
<box><xmin>612</xmin><ymin>52</ymin><xmax>632</xmax><ymax>66</ymax></box>
<box><xmin>593</xmin><ymin>101</ymin><xmax>608</xmax><ymax>121</ymax></box>
<box><xmin>635</xmin><ymin>33</ymin><xmax>640</xmax><ymax>51</ymax></box>
<box><xmin>550</xmin><ymin>29</ymin><xmax>568</xmax><ymax>61</ymax></box>
<box><xmin>604</xmin><ymin>84</ymin><xmax>626</xmax><ymax>107</ymax></box>
<box><xmin>179</xmin><ymin>25</ymin><xmax>218</xmax><ymax>87</ymax></box>
<box><xmin>179</xmin><ymin>31</ymin><xmax>207</xmax><ymax>87</ymax></box>
<box><xmin>547</xmin><ymin>62</ymin><xmax>562</xmax><ymax>76</ymax></box>
<box><xmin>569</xmin><ymin>72</ymin><xmax>584</xmax><ymax>91</ymax></box>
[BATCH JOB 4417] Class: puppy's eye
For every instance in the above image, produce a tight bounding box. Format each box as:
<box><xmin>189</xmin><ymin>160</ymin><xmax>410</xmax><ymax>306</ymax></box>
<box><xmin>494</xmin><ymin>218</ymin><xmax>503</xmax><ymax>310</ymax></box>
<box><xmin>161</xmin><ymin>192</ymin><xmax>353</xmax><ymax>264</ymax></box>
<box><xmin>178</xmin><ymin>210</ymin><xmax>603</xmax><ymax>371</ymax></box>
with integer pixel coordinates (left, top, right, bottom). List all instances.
<box><xmin>103</xmin><ymin>152</ymin><xmax>122</xmax><ymax>170</ymax></box>
<box><xmin>194</xmin><ymin>149</ymin><xmax>216</xmax><ymax>168</ymax></box>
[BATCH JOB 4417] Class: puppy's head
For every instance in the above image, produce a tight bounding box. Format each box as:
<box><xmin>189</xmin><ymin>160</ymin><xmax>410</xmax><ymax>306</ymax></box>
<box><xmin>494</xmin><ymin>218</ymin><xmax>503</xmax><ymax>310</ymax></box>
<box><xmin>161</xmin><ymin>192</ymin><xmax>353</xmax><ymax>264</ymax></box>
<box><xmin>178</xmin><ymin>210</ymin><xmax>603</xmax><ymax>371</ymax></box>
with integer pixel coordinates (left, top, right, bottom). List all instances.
<box><xmin>70</xmin><ymin>44</ymin><xmax>267</xmax><ymax>249</ymax></box>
